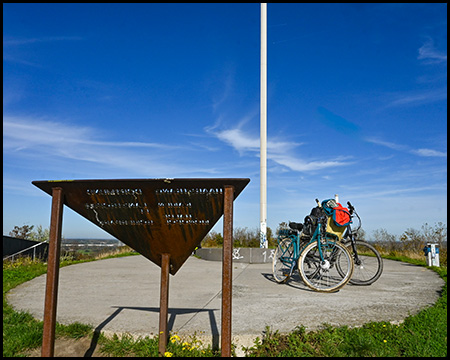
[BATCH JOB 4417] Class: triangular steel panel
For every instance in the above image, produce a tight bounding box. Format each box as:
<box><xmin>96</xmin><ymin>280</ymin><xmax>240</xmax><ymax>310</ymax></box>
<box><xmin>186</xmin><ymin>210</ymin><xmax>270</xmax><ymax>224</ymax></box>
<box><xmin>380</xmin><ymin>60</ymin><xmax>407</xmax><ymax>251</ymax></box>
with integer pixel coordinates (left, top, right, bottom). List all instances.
<box><xmin>33</xmin><ymin>178</ymin><xmax>250</xmax><ymax>274</ymax></box>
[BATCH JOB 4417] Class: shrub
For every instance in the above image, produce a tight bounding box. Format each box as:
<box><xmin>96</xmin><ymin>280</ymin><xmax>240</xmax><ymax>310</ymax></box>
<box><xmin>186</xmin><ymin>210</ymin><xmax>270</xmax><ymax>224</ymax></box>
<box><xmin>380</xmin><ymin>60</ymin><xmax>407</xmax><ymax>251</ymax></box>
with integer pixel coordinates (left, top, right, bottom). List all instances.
<box><xmin>201</xmin><ymin>227</ymin><xmax>276</xmax><ymax>248</ymax></box>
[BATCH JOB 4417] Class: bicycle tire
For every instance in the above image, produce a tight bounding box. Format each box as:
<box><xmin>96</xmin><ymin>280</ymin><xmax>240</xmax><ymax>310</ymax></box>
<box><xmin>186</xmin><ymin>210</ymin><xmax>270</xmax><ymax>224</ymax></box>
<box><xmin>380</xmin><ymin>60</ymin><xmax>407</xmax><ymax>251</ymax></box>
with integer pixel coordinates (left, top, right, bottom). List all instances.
<box><xmin>340</xmin><ymin>240</ymin><xmax>383</xmax><ymax>285</ymax></box>
<box><xmin>272</xmin><ymin>238</ymin><xmax>295</xmax><ymax>284</ymax></box>
<box><xmin>298</xmin><ymin>241</ymin><xmax>354</xmax><ymax>293</ymax></box>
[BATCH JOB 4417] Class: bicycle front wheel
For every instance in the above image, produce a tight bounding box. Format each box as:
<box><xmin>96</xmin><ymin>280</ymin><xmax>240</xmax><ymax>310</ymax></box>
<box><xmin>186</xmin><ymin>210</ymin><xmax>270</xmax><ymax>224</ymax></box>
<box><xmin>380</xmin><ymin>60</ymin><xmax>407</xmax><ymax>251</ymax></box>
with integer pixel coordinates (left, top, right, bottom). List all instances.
<box><xmin>298</xmin><ymin>241</ymin><xmax>353</xmax><ymax>293</ymax></box>
<box><xmin>342</xmin><ymin>240</ymin><xmax>383</xmax><ymax>285</ymax></box>
<box><xmin>273</xmin><ymin>238</ymin><xmax>295</xmax><ymax>284</ymax></box>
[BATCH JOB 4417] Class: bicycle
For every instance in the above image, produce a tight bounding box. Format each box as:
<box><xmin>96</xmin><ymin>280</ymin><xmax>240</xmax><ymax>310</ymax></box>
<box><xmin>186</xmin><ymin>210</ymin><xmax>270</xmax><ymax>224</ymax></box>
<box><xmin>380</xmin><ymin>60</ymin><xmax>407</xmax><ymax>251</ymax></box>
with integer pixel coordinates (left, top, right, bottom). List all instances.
<box><xmin>272</xmin><ymin>199</ymin><xmax>354</xmax><ymax>293</ymax></box>
<box><xmin>337</xmin><ymin>201</ymin><xmax>383</xmax><ymax>285</ymax></box>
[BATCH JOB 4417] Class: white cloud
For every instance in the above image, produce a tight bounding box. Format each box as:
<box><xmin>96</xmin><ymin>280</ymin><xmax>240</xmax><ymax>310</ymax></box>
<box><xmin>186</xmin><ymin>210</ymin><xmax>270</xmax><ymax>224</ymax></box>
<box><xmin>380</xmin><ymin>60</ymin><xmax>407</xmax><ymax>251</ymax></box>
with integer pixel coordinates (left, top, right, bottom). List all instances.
<box><xmin>3</xmin><ymin>36</ymin><xmax>84</xmax><ymax>67</ymax></box>
<box><xmin>3</xmin><ymin>116</ymin><xmax>173</xmax><ymax>151</ymax></box>
<box><xmin>3</xmin><ymin>116</ymin><xmax>213</xmax><ymax>177</ymax></box>
<box><xmin>3</xmin><ymin>36</ymin><xmax>83</xmax><ymax>46</ymax></box>
<box><xmin>418</xmin><ymin>38</ymin><xmax>447</xmax><ymax>64</ymax></box>
<box><xmin>4</xmin><ymin>117</ymin><xmax>93</xmax><ymax>150</ymax></box>
<box><xmin>365</xmin><ymin>137</ymin><xmax>447</xmax><ymax>158</ymax></box>
<box><xmin>215</xmin><ymin>128</ymin><xmax>260</xmax><ymax>152</ymax></box>
<box><xmin>386</xmin><ymin>89</ymin><xmax>447</xmax><ymax>107</ymax></box>
<box><xmin>365</xmin><ymin>137</ymin><xmax>407</xmax><ymax>151</ymax></box>
<box><xmin>210</xmin><ymin>124</ymin><xmax>351</xmax><ymax>172</ymax></box>
<box><xmin>270</xmin><ymin>153</ymin><xmax>350</xmax><ymax>172</ymax></box>
<box><xmin>412</xmin><ymin>148</ymin><xmax>447</xmax><ymax>158</ymax></box>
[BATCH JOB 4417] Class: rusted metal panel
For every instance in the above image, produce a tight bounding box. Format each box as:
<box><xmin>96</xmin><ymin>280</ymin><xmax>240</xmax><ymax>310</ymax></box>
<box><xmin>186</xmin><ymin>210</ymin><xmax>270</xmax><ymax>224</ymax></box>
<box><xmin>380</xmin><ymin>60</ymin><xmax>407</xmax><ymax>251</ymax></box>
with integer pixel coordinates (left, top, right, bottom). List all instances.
<box><xmin>32</xmin><ymin>178</ymin><xmax>250</xmax><ymax>275</ymax></box>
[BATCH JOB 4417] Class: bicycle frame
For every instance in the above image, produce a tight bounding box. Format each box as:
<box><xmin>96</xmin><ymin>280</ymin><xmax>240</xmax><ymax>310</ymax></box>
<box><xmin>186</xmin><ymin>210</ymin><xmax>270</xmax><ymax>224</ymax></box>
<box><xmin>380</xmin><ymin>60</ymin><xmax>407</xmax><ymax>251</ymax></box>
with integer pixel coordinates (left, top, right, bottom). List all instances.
<box><xmin>342</xmin><ymin>211</ymin><xmax>362</xmax><ymax>263</ymax></box>
<box><xmin>278</xmin><ymin>217</ymin><xmax>337</xmax><ymax>277</ymax></box>
<box><xmin>338</xmin><ymin>207</ymin><xmax>383</xmax><ymax>285</ymax></box>
<box><xmin>274</xmin><ymin>203</ymin><xmax>357</xmax><ymax>291</ymax></box>
<box><xmin>275</xmin><ymin>199</ymin><xmax>379</xmax><ymax>289</ymax></box>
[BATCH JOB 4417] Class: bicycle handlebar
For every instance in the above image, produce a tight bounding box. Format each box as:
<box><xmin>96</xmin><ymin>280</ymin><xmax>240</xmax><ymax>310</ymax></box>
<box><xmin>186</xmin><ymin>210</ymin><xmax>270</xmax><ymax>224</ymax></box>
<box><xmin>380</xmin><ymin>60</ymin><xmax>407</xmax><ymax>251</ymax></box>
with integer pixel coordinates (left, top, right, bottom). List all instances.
<box><xmin>347</xmin><ymin>201</ymin><xmax>355</xmax><ymax>214</ymax></box>
<box><xmin>346</xmin><ymin>201</ymin><xmax>361</xmax><ymax>233</ymax></box>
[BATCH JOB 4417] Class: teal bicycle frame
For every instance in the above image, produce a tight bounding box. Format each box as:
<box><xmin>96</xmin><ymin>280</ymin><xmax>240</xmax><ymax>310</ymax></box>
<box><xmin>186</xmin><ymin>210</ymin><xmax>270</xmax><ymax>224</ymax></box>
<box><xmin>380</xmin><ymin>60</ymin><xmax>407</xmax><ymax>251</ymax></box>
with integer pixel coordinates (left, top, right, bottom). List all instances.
<box><xmin>273</xmin><ymin>202</ymin><xmax>355</xmax><ymax>292</ymax></box>
<box><xmin>277</xmin><ymin>218</ymin><xmax>332</xmax><ymax>278</ymax></box>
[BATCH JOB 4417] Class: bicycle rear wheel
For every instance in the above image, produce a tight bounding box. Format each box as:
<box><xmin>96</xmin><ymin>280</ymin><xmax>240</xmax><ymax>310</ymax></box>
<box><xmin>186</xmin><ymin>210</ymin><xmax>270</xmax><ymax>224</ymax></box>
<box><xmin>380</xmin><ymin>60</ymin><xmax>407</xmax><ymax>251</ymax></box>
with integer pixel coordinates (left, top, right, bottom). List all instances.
<box><xmin>341</xmin><ymin>240</ymin><xmax>383</xmax><ymax>285</ymax></box>
<box><xmin>273</xmin><ymin>238</ymin><xmax>295</xmax><ymax>284</ymax></box>
<box><xmin>298</xmin><ymin>241</ymin><xmax>353</xmax><ymax>292</ymax></box>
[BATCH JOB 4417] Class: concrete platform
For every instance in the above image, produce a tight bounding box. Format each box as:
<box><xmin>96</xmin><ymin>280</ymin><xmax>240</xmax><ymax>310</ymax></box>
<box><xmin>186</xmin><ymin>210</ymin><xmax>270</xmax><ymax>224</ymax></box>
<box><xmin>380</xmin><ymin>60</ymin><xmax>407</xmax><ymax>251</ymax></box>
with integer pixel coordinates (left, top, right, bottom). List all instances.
<box><xmin>7</xmin><ymin>255</ymin><xmax>444</xmax><ymax>353</ymax></box>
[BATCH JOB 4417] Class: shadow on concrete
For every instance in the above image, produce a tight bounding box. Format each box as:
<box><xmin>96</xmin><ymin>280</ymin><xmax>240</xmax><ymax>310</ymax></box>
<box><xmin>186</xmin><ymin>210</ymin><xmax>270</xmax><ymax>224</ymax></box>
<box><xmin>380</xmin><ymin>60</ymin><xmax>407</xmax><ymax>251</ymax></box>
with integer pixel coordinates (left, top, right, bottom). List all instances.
<box><xmin>261</xmin><ymin>272</ymin><xmax>316</xmax><ymax>292</ymax></box>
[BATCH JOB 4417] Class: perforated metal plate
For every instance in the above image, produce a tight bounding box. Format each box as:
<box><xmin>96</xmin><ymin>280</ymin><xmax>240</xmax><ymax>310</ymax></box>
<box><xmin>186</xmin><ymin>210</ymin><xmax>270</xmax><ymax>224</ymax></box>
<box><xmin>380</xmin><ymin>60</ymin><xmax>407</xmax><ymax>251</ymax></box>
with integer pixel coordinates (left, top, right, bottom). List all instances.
<box><xmin>33</xmin><ymin>178</ymin><xmax>250</xmax><ymax>274</ymax></box>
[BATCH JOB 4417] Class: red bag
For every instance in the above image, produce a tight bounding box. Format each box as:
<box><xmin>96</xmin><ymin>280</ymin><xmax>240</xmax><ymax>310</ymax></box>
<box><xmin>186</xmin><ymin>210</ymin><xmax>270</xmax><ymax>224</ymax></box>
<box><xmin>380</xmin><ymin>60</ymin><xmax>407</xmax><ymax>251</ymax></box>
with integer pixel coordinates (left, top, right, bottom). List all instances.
<box><xmin>333</xmin><ymin>204</ymin><xmax>351</xmax><ymax>226</ymax></box>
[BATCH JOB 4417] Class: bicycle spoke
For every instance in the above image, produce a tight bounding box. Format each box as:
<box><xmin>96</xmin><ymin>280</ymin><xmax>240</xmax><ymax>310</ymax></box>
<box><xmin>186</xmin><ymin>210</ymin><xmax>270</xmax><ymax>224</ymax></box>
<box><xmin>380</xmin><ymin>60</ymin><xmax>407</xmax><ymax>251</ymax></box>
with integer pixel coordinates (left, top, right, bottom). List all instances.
<box><xmin>299</xmin><ymin>241</ymin><xmax>353</xmax><ymax>292</ymax></box>
<box><xmin>273</xmin><ymin>238</ymin><xmax>295</xmax><ymax>284</ymax></box>
<box><xmin>347</xmin><ymin>241</ymin><xmax>383</xmax><ymax>285</ymax></box>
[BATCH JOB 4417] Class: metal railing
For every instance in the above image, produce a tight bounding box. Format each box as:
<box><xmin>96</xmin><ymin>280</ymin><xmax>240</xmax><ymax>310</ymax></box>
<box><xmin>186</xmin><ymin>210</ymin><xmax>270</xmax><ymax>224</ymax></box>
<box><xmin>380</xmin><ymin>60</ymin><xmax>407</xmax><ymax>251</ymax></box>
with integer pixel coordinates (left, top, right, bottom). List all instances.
<box><xmin>3</xmin><ymin>240</ymin><xmax>49</xmax><ymax>262</ymax></box>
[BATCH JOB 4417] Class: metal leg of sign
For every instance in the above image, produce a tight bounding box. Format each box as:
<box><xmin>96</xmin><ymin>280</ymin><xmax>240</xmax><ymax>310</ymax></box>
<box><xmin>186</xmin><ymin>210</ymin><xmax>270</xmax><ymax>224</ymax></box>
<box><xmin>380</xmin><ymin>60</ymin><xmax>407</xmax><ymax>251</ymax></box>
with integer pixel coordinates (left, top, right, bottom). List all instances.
<box><xmin>158</xmin><ymin>253</ymin><xmax>171</xmax><ymax>356</ymax></box>
<box><xmin>221</xmin><ymin>185</ymin><xmax>234</xmax><ymax>357</ymax></box>
<box><xmin>41</xmin><ymin>187</ymin><xmax>64</xmax><ymax>357</ymax></box>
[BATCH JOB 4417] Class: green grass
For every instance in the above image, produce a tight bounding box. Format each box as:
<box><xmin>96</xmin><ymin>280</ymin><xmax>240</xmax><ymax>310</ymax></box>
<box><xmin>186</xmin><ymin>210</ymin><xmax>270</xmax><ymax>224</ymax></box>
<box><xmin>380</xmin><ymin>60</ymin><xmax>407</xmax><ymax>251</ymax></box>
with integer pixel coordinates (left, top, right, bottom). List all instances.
<box><xmin>2</xmin><ymin>251</ymin><xmax>135</xmax><ymax>357</ymax></box>
<box><xmin>96</xmin><ymin>332</ymin><xmax>221</xmax><ymax>357</ymax></box>
<box><xmin>244</xmin><ymin>265</ymin><xmax>447</xmax><ymax>357</ymax></box>
<box><xmin>3</xmin><ymin>253</ymin><xmax>447</xmax><ymax>357</ymax></box>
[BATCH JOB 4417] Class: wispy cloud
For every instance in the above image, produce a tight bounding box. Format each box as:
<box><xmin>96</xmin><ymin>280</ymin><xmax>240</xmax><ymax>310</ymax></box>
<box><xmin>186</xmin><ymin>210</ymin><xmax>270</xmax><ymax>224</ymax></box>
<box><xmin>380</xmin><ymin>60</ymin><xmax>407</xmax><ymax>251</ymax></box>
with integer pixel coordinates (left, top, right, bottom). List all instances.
<box><xmin>418</xmin><ymin>37</ymin><xmax>447</xmax><ymax>64</ymax></box>
<box><xmin>386</xmin><ymin>89</ymin><xmax>447</xmax><ymax>107</ymax></box>
<box><xmin>411</xmin><ymin>148</ymin><xmax>447</xmax><ymax>158</ymax></box>
<box><xmin>365</xmin><ymin>137</ymin><xmax>447</xmax><ymax>158</ymax></box>
<box><xmin>4</xmin><ymin>117</ymin><xmax>172</xmax><ymax>150</ymax></box>
<box><xmin>347</xmin><ymin>185</ymin><xmax>446</xmax><ymax>201</ymax></box>
<box><xmin>365</xmin><ymin>137</ymin><xmax>408</xmax><ymax>152</ymax></box>
<box><xmin>3</xmin><ymin>116</ymin><xmax>216</xmax><ymax>177</ymax></box>
<box><xmin>214</xmin><ymin>127</ymin><xmax>260</xmax><ymax>152</ymax></box>
<box><xmin>381</xmin><ymin>37</ymin><xmax>447</xmax><ymax>108</ymax></box>
<box><xmin>270</xmin><ymin>153</ymin><xmax>351</xmax><ymax>172</ymax></box>
<box><xmin>3</xmin><ymin>36</ymin><xmax>83</xmax><ymax>47</ymax></box>
<box><xmin>3</xmin><ymin>35</ymin><xmax>83</xmax><ymax>67</ymax></box>
<box><xmin>207</xmin><ymin>119</ymin><xmax>301</xmax><ymax>155</ymax></box>
<box><xmin>211</xmin><ymin>73</ymin><xmax>233</xmax><ymax>112</ymax></box>
<box><xmin>208</xmin><ymin>123</ymin><xmax>352</xmax><ymax>172</ymax></box>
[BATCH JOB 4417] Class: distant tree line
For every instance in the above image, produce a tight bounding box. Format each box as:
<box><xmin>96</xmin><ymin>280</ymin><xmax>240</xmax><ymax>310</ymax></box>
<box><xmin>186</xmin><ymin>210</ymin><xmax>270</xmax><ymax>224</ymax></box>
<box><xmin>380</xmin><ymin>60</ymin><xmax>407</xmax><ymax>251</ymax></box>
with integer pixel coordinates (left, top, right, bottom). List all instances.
<box><xmin>10</xmin><ymin>221</ymin><xmax>446</xmax><ymax>251</ymax></box>
<box><xmin>9</xmin><ymin>221</ymin><xmax>447</xmax><ymax>265</ymax></box>
<box><xmin>9</xmin><ymin>224</ymin><xmax>50</xmax><ymax>242</ymax></box>
<box><xmin>370</xmin><ymin>222</ymin><xmax>447</xmax><ymax>253</ymax></box>
<box><xmin>201</xmin><ymin>227</ymin><xmax>277</xmax><ymax>248</ymax></box>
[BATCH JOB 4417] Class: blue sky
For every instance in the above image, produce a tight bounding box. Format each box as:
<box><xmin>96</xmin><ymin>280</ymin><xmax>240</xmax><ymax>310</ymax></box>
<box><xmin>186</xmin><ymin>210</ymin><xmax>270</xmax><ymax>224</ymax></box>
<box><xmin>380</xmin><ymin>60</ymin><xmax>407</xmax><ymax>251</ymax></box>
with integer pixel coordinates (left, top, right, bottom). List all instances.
<box><xmin>3</xmin><ymin>3</ymin><xmax>447</xmax><ymax>239</ymax></box>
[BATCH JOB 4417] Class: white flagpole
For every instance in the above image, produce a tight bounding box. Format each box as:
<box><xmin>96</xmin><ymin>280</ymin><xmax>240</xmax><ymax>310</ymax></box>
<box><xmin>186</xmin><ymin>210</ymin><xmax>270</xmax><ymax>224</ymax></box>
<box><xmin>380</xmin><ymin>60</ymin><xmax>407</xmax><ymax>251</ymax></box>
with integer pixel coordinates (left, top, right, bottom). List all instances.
<box><xmin>260</xmin><ymin>3</ymin><xmax>268</xmax><ymax>248</ymax></box>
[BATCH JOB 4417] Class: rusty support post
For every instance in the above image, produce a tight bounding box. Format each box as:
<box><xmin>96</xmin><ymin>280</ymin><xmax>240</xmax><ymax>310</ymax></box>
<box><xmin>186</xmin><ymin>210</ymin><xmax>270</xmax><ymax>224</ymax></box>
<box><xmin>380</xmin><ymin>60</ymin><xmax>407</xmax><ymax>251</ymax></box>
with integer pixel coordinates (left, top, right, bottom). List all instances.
<box><xmin>41</xmin><ymin>187</ymin><xmax>64</xmax><ymax>357</ymax></box>
<box><xmin>221</xmin><ymin>185</ymin><xmax>234</xmax><ymax>357</ymax></box>
<box><xmin>158</xmin><ymin>253</ymin><xmax>171</xmax><ymax>356</ymax></box>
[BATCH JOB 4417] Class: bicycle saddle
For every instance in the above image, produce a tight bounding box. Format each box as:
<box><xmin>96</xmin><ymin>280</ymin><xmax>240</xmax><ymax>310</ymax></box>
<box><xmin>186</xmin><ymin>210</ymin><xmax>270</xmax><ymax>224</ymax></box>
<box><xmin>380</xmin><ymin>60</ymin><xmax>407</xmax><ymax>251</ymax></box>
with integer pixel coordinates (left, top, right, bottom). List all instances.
<box><xmin>289</xmin><ymin>222</ymin><xmax>303</xmax><ymax>231</ymax></box>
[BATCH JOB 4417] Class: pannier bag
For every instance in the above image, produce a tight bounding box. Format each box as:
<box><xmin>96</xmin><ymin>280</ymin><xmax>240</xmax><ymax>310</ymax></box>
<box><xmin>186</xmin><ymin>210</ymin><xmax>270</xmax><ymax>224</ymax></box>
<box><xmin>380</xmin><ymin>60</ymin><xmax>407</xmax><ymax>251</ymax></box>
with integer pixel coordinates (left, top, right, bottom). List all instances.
<box><xmin>302</xmin><ymin>206</ymin><xmax>326</xmax><ymax>236</ymax></box>
<box><xmin>321</xmin><ymin>199</ymin><xmax>352</xmax><ymax>240</ymax></box>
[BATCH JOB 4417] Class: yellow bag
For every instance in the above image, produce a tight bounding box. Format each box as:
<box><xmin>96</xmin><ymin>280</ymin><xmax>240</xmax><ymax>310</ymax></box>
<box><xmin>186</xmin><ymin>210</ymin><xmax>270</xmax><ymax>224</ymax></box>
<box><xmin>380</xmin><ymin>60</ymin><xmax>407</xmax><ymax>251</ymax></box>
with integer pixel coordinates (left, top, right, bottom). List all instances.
<box><xmin>325</xmin><ymin>216</ymin><xmax>347</xmax><ymax>240</ymax></box>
